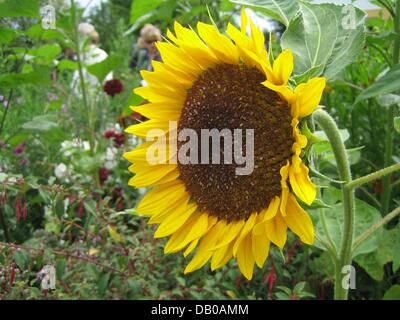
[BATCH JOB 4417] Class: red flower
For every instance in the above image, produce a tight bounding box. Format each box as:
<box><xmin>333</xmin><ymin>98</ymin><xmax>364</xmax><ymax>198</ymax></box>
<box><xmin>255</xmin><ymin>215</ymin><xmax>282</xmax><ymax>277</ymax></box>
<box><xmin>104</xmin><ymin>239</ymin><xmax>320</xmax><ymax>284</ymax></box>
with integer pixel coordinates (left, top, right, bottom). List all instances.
<box><xmin>99</xmin><ymin>167</ymin><xmax>109</xmax><ymax>184</ymax></box>
<box><xmin>104</xmin><ymin>130</ymin><xmax>116</xmax><ymax>139</ymax></box>
<box><xmin>114</xmin><ymin>132</ymin><xmax>125</xmax><ymax>148</ymax></box>
<box><xmin>14</xmin><ymin>142</ymin><xmax>25</xmax><ymax>155</ymax></box>
<box><xmin>103</xmin><ymin>79</ymin><xmax>124</xmax><ymax>97</ymax></box>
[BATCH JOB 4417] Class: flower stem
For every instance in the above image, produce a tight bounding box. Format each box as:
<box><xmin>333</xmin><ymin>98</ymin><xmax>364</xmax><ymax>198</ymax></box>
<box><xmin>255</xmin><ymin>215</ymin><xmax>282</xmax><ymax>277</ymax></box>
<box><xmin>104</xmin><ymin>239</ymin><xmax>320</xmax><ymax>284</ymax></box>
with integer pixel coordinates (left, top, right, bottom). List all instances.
<box><xmin>70</xmin><ymin>0</ymin><xmax>94</xmax><ymax>155</ymax></box>
<box><xmin>314</xmin><ymin>109</ymin><xmax>354</xmax><ymax>300</ymax></box>
<box><xmin>382</xmin><ymin>0</ymin><xmax>400</xmax><ymax>215</ymax></box>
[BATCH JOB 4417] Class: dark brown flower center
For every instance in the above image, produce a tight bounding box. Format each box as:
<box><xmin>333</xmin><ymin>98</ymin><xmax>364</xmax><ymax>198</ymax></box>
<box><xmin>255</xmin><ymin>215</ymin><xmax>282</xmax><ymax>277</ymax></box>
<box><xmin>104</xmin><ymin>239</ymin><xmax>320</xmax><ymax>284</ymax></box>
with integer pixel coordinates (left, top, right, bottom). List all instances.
<box><xmin>177</xmin><ymin>64</ymin><xmax>293</xmax><ymax>221</ymax></box>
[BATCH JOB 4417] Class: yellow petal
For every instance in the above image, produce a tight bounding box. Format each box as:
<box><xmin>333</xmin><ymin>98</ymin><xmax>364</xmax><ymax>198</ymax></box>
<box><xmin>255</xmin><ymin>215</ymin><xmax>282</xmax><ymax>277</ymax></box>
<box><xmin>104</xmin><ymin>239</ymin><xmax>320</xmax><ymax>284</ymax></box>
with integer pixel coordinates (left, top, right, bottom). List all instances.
<box><xmin>253</xmin><ymin>196</ymin><xmax>280</xmax><ymax>235</ymax></box>
<box><xmin>124</xmin><ymin>119</ymin><xmax>170</xmax><ymax>138</ymax></box>
<box><xmin>280</xmin><ymin>162</ymin><xmax>290</xmax><ymax>216</ymax></box>
<box><xmin>131</xmin><ymin>103</ymin><xmax>182</xmax><ymax>121</ymax></box>
<box><xmin>263</xmin><ymin>213</ymin><xmax>287</xmax><ymax>248</ymax></box>
<box><xmin>197</xmin><ymin>22</ymin><xmax>239</xmax><ymax>64</ymax></box>
<box><xmin>154</xmin><ymin>201</ymin><xmax>197</xmax><ymax>238</ymax></box>
<box><xmin>284</xmin><ymin>194</ymin><xmax>314</xmax><ymax>244</ymax></box>
<box><xmin>165</xmin><ymin>212</ymin><xmax>208</xmax><ymax>253</ymax></box>
<box><xmin>148</xmin><ymin>192</ymin><xmax>191</xmax><ymax>224</ymax></box>
<box><xmin>136</xmin><ymin>180</ymin><xmax>187</xmax><ymax>214</ymax></box>
<box><xmin>236</xmin><ymin>234</ymin><xmax>255</xmax><ymax>280</ymax></box>
<box><xmin>294</xmin><ymin>77</ymin><xmax>326</xmax><ymax>118</ymax></box>
<box><xmin>211</xmin><ymin>242</ymin><xmax>234</xmax><ymax>271</ymax></box>
<box><xmin>289</xmin><ymin>162</ymin><xmax>316</xmax><ymax>205</ymax></box>
<box><xmin>262</xmin><ymin>80</ymin><xmax>294</xmax><ymax>103</ymax></box>
<box><xmin>184</xmin><ymin>221</ymin><xmax>225</xmax><ymax>273</ymax></box>
<box><xmin>233</xmin><ymin>213</ymin><xmax>257</xmax><ymax>256</ymax></box>
<box><xmin>128</xmin><ymin>164</ymin><xmax>177</xmax><ymax>188</ymax></box>
<box><xmin>252</xmin><ymin>232</ymin><xmax>270</xmax><ymax>268</ymax></box>
<box><xmin>134</xmin><ymin>85</ymin><xmax>185</xmax><ymax>104</ymax></box>
<box><xmin>209</xmin><ymin>220</ymin><xmax>244</xmax><ymax>250</ymax></box>
<box><xmin>272</xmin><ymin>49</ymin><xmax>293</xmax><ymax>85</ymax></box>
<box><xmin>183</xmin><ymin>238</ymin><xmax>200</xmax><ymax>257</ymax></box>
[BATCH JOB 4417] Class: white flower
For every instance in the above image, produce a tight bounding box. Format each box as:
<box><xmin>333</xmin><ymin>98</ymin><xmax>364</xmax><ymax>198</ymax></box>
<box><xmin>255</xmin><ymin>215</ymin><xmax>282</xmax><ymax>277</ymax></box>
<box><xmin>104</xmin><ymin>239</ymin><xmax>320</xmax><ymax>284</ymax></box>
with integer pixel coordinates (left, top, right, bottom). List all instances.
<box><xmin>55</xmin><ymin>163</ymin><xmax>68</xmax><ymax>179</ymax></box>
<box><xmin>105</xmin><ymin>160</ymin><xmax>116</xmax><ymax>170</ymax></box>
<box><xmin>105</xmin><ymin>147</ymin><xmax>117</xmax><ymax>161</ymax></box>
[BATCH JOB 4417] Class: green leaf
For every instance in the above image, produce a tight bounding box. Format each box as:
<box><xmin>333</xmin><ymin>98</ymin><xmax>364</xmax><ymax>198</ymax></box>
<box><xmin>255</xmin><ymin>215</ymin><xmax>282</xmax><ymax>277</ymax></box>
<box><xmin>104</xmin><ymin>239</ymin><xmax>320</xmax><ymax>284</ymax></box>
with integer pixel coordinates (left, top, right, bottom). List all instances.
<box><xmin>0</xmin><ymin>0</ymin><xmax>40</xmax><ymax>18</ymax></box>
<box><xmin>130</xmin><ymin>0</ymin><xmax>165</xmax><ymax>23</ymax></box>
<box><xmin>355</xmin><ymin>65</ymin><xmax>400</xmax><ymax>104</ymax></box>
<box><xmin>14</xmin><ymin>250</ymin><xmax>28</xmax><ymax>270</ymax></box>
<box><xmin>87</xmin><ymin>54</ymin><xmax>121</xmax><ymax>83</ymax></box>
<box><xmin>315</xmin><ymin>187</ymin><xmax>382</xmax><ymax>257</ymax></box>
<box><xmin>281</xmin><ymin>2</ymin><xmax>366</xmax><ymax>80</ymax></box>
<box><xmin>229</xmin><ymin>0</ymin><xmax>299</xmax><ymax>26</ymax></box>
<box><xmin>0</xmin><ymin>28</ymin><xmax>18</xmax><ymax>45</ymax></box>
<box><xmin>57</xmin><ymin>59</ymin><xmax>78</xmax><ymax>71</ymax></box>
<box><xmin>56</xmin><ymin>258</ymin><xmax>67</xmax><ymax>280</ymax></box>
<box><xmin>355</xmin><ymin>228</ymin><xmax>396</xmax><ymax>281</ymax></box>
<box><xmin>97</xmin><ymin>272</ymin><xmax>110</xmax><ymax>296</ymax></box>
<box><xmin>21</xmin><ymin>115</ymin><xmax>58</xmax><ymax>131</ymax></box>
<box><xmin>394</xmin><ymin>117</ymin><xmax>400</xmax><ymax>134</ymax></box>
<box><xmin>0</xmin><ymin>67</ymin><xmax>51</xmax><ymax>87</ymax></box>
<box><xmin>392</xmin><ymin>225</ymin><xmax>400</xmax><ymax>272</ymax></box>
<box><xmin>383</xmin><ymin>285</ymin><xmax>400</xmax><ymax>300</ymax></box>
<box><xmin>35</xmin><ymin>43</ymin><xmax>62</xmax><ymax>61</ymax></box>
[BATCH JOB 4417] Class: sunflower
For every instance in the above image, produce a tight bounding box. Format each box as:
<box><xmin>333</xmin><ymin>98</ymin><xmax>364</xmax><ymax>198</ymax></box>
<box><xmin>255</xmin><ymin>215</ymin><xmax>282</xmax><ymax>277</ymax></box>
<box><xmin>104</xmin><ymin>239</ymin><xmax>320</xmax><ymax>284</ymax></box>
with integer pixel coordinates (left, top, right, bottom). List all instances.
<box><xmin>124</xmin><ymin>10</ymin><xmax>326</xmax><ymax>280</ymax></box>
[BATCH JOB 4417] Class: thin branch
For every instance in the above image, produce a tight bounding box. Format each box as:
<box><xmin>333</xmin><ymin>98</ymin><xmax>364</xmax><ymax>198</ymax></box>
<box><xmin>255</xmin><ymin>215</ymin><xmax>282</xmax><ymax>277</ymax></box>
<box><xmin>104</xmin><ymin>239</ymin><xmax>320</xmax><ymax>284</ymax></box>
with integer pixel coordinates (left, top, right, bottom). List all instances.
<box><xmin>346</xmin><ymin>162</ymin><xmax>400</xmax><ymax>190</ymax></box>
<box><xmin>0</xmin><ymin>241</ymin><xmax>127</xmax><ymax>276</ymax></box>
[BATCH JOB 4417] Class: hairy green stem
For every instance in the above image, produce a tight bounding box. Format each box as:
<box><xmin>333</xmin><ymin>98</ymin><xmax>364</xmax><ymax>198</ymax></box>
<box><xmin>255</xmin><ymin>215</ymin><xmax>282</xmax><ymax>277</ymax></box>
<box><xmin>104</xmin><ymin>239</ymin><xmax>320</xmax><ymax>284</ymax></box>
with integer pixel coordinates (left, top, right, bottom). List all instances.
<box><xmin>353</xmin><ymin>206</ymin><xmax>400</xmax><ymax>250</ymax></box>
<box><xmin>347</xmin><ymin>162</ymin><xmax>400</xmax><ymax>190</ymax></box>
<box><xmin>381</xmin><ymin>105</ymin><xmax>396</xmax><ymax>215</ymax></box>
<box><xmin>382</xmin><ymin>0</ymin><xmax>400</xmax><ymax>214</ymax></box>
<box><xmin>314</xmin><ymin>109</ymin><xmax>354</xmax><ymax>300</ymax></box>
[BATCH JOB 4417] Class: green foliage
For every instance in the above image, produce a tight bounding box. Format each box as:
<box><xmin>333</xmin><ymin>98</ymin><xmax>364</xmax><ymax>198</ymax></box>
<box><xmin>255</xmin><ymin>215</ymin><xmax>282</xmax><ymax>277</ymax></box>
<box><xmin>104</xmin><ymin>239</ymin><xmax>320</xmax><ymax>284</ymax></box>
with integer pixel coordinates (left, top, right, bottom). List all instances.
<box><xmin>355</xmin><ymin>64</ymin><xmax>400</xmax><ymax>103</ymax></box>
<box><xmin>0</xmin><ymin>0</ymin><xmax>40</xmax><ymax>18</ymax></box>
<box><xmin>281</xmin><ymin>2</ymin><xmax>366</xmax><ymax>80</ymax></box>
<box><xmin>230</xmin><ymin>0</ymin><xmax>298</xmax><ymax>25</ymax></box>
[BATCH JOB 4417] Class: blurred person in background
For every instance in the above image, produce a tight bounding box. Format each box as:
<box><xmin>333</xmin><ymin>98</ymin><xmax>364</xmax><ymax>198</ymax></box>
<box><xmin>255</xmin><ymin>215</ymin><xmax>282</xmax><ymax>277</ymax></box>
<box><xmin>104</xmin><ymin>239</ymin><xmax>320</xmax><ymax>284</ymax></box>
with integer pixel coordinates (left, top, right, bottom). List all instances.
<box><xmin>72</xmin><ymin>22</ymin><xmax>113</xmax><ymax>92</ymax></box>
<box><xmin>130</xmin><ymin>24</ymin><xmax>162</xmax><ymax>85</ymax></box>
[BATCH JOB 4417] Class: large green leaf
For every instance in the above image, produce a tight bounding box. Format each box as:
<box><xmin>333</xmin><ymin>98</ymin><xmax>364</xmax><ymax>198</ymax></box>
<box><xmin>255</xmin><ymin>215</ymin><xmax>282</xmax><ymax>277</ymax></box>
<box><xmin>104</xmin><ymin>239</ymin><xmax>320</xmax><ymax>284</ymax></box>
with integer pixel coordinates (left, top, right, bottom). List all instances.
<box><xmin>281</xmin><ymin>2</ymin><xmax>366</xmax><ymax>80</ymax></box>
<box><xmin>229</xmin><ymin>0</ymin><xmax>299</xmax><ymax>26</ymax></box>
<box><xmin>87</xmin><ymin>54</ymin><xmax>121</xmax><ymax>83</ymax></box>
<box><xmin>130</xmin><ymin>0</ymin><xmax>165</xmax><ymax>23</ymax></box>
<box><xmin>383</xmin><ymin>285</ymin><xmax>400</xmax><ymax>300</ymax></box>
<box><xmin>0</xmin><ymin>0</ymin><xmax>40</xmax><ymax>18</ymax></box>
<box><xmin>314</xmin><ymin>187</ymin><xmax>382</xmax><ymax>257</ymax></box>
<box><xmin>0</xmin><ymin>28</ymin><xmax>18</xmax><ymax>45</ymax></box>
<box><xmin>0</xmin><ymin>67</ymin><xmax>51</xmax><ymax>87</ymax></box>
<box><xmin>21</xmin><ymin>115</ymin><xmax>58</xmax><ymax>131</ymax></box>
<box><xmin>355</xmin><ymin>228</ymin><xmax>397</xmax><ymax>281</ymax></box>
<box><xmin>355</xmin><ymin>65</ymin><xmax>400</xmax><ymax>104</ymax></box>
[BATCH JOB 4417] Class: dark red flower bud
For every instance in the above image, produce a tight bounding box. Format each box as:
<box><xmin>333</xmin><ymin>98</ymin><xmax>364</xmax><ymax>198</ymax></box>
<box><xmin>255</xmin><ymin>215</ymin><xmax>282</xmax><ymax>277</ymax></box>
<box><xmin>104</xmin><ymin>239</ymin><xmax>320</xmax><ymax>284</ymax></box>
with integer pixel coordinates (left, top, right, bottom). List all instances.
<box><xmin>113</xmin><ymin>133</ymin><xmax>125</xmax><ymax>148</ymax></box>
<box><xmin>14</xmin><ymin>142</ymin><xmax>25</xmax><ymax>155</ymax></box>
<box><xmin>104</xmin><ymin>130</ymin><xmax>116</xmax><ymax>139</ymax></box>
<box><xmin>99</xmin><ymin>167</ymin><xmax>109</xmax><ymax>184</ymax></box>
<box><xmin>103</xmin><ymin>79</ymin><xmax>124</xmax><ymax>97</ymax></box>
